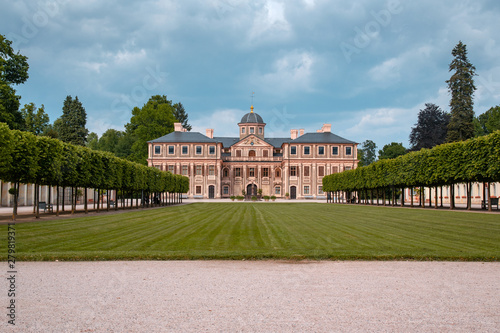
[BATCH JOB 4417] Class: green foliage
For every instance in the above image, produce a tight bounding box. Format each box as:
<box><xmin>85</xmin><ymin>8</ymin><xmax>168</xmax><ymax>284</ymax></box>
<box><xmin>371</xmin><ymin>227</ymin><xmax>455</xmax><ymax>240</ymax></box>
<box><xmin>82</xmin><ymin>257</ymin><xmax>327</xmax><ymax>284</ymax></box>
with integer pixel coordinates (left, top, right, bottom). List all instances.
<box><xmin>409</xmin><ymin>103</ymin><xmax>450</xmax><ymax>151</ymax></box>
<box><xmin>323</xmin><ymin>131</ymin><xmax>500</xmax><ymax>193</ymax></box>
<box><xmin>0</xmin><ymin>34</ymin><xmax>29</xmax><ymax>130</ymax></box>
<box><xmin>446</xmin><ymin>41</ymin><xmax>476</xmax><ymax>142</ymax></box>
<box><xmin>0</xmin><ymin>125</ymin><xmax>189</xmax><ymax>195</ymax></box>
<box><xmin>173</xmin><ymin>102</ymin><xmax>192</xmax><ymax>131</ymax></box>
<box><xmin>378</xmin><ymin>142</ymin><xmax>406</xmax><ymax>160</ymax></box>
<box><xmin>358</xmin><ymin>140</ymin><xmax>377</xmax><ymax>166</ymax></box>
<box><xmin>21</xmin><ymin>102</ymin><xmax>50</xmax><ymax>135</ymax></box>
<box><xmin>475</xmin><ymin>106</ymin><xmax>500</xmax><ymax>136</ymax></box>
<box><xmin>56</xmin><ymin>95</ymin><xmax>89</xmax><ymax>146</ymax></box>
<box><xmin>125</xmin><ymin>95</ymin><xmax>177</xmax><ymax>164</ymax></box>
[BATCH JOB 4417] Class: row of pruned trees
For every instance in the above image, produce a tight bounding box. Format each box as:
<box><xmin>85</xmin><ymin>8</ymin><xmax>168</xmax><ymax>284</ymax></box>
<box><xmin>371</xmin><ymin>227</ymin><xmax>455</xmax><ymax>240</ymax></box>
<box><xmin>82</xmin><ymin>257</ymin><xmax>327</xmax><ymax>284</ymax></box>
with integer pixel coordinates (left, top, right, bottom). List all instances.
<box><xmin>323</xmin><ymin>130</ymin><xmax>500</xmax><ymax>211</ymax></box>
<box><xmin>0</xmin><ymin>123</ymin><xmax>189</xmax><ymax>219</ymax></box>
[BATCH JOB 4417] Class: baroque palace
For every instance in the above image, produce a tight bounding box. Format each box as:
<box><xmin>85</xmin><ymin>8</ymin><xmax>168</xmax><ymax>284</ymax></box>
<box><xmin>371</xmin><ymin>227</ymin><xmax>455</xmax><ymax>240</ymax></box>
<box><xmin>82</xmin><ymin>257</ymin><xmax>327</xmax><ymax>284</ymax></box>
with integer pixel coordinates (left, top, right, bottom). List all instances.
<box><xmin>147</xmin><ymin>106</ymin><xmax>359</xmax><ymax>199</ymax></box>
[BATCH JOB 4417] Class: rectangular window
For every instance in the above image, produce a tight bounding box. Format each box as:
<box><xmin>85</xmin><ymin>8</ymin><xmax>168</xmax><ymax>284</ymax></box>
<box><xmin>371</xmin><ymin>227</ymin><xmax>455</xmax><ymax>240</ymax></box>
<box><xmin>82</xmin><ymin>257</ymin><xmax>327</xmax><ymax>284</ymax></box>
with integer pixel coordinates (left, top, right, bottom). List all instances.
<box><xmin>258</xmin><ymin>127</ymin><xmax>262</xmax><ymax>134</ymax></box>
<box><xmin>168</xmin><ymin>146</ymin><xmax>174</xmax><ymax>154</ymax></box>
<box><xmin>168</xmin><ymin>165</ymin><xmax>175</xmax><ymax>173</ymax></box>
<box><xmin>242</xmin><ymin>127</ymin><xmax>246</xmax><ymax>134</ymax></box>
<box><xmin>318</xmin><ymin>146</ymin><xmax>324</xmax><ymax>155</ymax></box>
<box><xmin>304</xmin><ymin>186</ymin><xmax>310</xmax><ymax>195</ymax></box>
<box><xmin>209</xmin><ymin>165</ymin><xmax>215</xmax><ymax>176</ymax></box>
<box><xmin>290</xmin><ymin>166</ymin><xmax>297</xmax><ymax>177</ymax></box>
<box><xmin>196</xmin><ymin>165</ymin><xmax>202</xmax><ymax>175</ymax></box>
<box><xmin>182</xmin><ymin>146</ymin><xmax>188</xmax><ymax>155</ymax></box>
<box><xmin>209</xmin><ymin>146</ymin><xmax>215</xmax><ymax>155</ymax></box>
<box><xmin>249</xmin><ymin>168</ymin><xmax>255</xmax><ymax>177</ymax></box>
<box><xmin>250</xmin><ymin>127</ymin><xmax>254</xmax><ymax>134</ymax></box>
<box><xmin>304</xmin><ymin>166</ymin><xmax>310</xmax><ymax>177</ymax></box>
<box><xmin>154</xmin><ymin>145</ymin><xmax>161</xmax><ymax>154</ymax></box>
<box><xmin>318</xmin><ymin>166</ymin><xmax>324</xmax><ymax>177</ymax></box>
<box><xmin>182</xmin><ymin>165</ymin><xmax>188</xmax><ymax>175</ymax></box>
<box><xmin>196</xmin><ymin>146</ymin><xmax>202</xmax><ymax>154</ymax></box>
<box><xmin>262</xmin><ymin>168</ymin><xmax>269</xmax><ymax>177</ymax></box>
<box><xmin>346</xmin><ymin>146</ymin><xmax>352</xmax><ymax>155</ymax></box>
<box><xmin>318</xmin><ymin>186</ymin><xmax>323</xmax><ymax>194</ymax></box>
<box><xmin>196</xmin><ymin>186</ymin><xmax>202</xmax><ymax>194</ymax></box>
<box><xmin>291</xmin><ymin>146</ymin><xmax>297</xmax><ymax>155</ymax></box>
<box><xmin>235</xmin><ymin>168</ymin><xmax>241</xmax><ymax>177</ymax></box>
<box><xmin>223</xmin><ymin>186</ymin><xmax>229</xmax><ymax>195</ymax></box>
<box><xmin>332</xmin><ymin>146</ymin><xmax>339</xmax><ymax>155</ymax></box>
<box><xmin>345</xmin><ymin>166</ymin><xmax>352</xmax><ymax>171</ymax></box>
<box><xmin>304</xmin><ymin>146</ymin><xmax>310</xmax><ymax>155</ymax></box>
<box><xmin>275</xmin><ymin>186</ymin><xmax>281</xmax><ymax>195</ymax></box>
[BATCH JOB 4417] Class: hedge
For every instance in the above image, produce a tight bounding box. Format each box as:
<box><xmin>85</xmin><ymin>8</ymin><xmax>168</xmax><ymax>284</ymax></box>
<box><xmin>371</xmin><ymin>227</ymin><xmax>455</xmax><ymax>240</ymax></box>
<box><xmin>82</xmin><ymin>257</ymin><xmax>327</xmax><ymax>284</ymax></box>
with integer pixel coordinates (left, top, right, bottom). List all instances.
<box><xmin>323</xmin><ymin>131</ymin><xmax>500</xmax><ymax>194</ymax></box>
<box><xmin>0</xmin><ymin>123</ymin><xmax>189</xmax><ymax>216</ymax></box>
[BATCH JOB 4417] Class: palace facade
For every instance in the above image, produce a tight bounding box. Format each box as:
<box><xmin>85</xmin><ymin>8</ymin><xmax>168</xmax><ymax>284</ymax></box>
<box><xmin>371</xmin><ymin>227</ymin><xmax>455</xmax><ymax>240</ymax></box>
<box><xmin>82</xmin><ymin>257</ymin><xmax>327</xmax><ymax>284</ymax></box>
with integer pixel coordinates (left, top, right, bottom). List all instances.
<box><xmin>147</xmin><ymin>107</ymin><xmax>359</xmax><ymax>199</ymax></box>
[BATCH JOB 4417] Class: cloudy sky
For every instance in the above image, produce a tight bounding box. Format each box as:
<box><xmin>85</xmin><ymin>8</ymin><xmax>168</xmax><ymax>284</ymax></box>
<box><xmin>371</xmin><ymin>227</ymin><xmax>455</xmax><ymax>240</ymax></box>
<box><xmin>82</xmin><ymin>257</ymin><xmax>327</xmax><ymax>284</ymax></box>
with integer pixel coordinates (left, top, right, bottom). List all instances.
<box><xmin>3</xmin><ymin>0</ymin><xmax>500</xmax><ymax>149</ymax></box>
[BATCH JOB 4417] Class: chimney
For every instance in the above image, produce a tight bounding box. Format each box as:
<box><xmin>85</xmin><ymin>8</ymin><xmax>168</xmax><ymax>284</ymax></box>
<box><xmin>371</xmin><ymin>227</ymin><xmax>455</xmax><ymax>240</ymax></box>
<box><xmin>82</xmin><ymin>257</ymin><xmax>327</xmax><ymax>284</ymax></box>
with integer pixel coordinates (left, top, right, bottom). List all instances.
<box><xmin>206</xmin><ymin>128</ymin><xmax>214</xmax><ymax>139</ymax></box>
<box><xmin>318</xmin><ymin>124</ymin><xmax>332</xmax><ymax>133</ymax></box>
<box><xmin>290</xmin><ymin>129</ymin><xmax>299</xmax><ymax>140</ymax></box>
<box><xmin>174</xmin><ymin>122</ymin><xmax>185</xmax><ymax>132</ymax></box>
<box><xmin>299</xmin><ymin>129</ymin><xmax>304</xmax><ymax>137</ymax></box>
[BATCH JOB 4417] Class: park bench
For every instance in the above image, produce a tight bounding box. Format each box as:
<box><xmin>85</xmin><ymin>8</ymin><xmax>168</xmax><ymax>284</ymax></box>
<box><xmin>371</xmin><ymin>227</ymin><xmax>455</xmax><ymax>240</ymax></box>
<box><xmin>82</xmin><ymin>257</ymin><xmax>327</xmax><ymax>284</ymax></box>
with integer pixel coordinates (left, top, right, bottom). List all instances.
<box><xmin>38</xmin><ymin>201</ymin><xmax>52</xmax><ymax>213</ymax></box>
<box><xmin>481</xmin><ymin>197</ymin><xmax>499</xmax><ymax>210</ymax></box>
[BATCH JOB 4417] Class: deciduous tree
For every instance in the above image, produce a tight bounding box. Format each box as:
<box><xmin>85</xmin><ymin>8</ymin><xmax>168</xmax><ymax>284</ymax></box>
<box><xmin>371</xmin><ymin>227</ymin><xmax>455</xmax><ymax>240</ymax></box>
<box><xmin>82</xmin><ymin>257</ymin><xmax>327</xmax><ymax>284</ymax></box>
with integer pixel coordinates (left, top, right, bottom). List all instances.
<box><xmin>125</xmin><ymin>95</ymin><xmax>177</xmax><ymax>164</ymax></box>
<box><xmin>409</xmin><ymin>103</ymin><xmax>450</xmax><ymax>151</ymax></box>
<box><xmin>21</xmin><ymin>102</ymin><xmax>50</xmax><ymax>135</ymax></box>
<box><xmin>358</xmin><ymin>140</ymin><xmax>377</xmax><ymax>166</ymax></box>
<box><xmin>474</xmin><ymin>106</ymin><xmax>500</xmax><ymax>136</ymax></box>
<box><xmin>378</xmin><ymin>142</ymin><xmax>407</xmax><ymax>160</ymax></box>
<box><xmin>0</xmin><ymin>34</ymin><xmax>29</xmax><ymax>130</ymax></box>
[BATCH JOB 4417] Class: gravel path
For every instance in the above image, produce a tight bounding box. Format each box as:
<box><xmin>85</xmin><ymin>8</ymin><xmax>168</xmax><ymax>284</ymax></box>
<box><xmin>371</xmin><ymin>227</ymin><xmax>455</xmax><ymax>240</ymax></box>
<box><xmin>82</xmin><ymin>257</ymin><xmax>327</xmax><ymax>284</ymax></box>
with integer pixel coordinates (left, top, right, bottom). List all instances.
<box><xmin>2</xmin><ymin>261</ymin><xmax>499</xmax><ymax>332</ymax></box>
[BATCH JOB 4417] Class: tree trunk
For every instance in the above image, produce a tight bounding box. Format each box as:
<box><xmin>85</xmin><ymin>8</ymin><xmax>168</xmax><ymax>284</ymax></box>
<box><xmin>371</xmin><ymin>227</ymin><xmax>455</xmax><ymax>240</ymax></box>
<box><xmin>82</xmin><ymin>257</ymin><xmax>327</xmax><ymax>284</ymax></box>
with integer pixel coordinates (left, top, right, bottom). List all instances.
<box><xmin>62</xmin><ymin>186</ymin><xmax>65</xmax><ymax>212</ymax></box>
<box><xmin>56</xmin><ymin>185</ymin><xmax>60</xmax><ymax>216</ymax></box>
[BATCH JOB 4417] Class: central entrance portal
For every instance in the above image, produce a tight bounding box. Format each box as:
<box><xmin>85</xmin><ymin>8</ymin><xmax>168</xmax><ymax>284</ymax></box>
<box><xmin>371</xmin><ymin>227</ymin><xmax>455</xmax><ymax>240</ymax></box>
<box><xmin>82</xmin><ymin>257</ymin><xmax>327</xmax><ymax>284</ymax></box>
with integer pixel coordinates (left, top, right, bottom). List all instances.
<box><xmin>246</xmin><ymin>184</ymin><xmax>257</xmax><ymax>196</ymax></box>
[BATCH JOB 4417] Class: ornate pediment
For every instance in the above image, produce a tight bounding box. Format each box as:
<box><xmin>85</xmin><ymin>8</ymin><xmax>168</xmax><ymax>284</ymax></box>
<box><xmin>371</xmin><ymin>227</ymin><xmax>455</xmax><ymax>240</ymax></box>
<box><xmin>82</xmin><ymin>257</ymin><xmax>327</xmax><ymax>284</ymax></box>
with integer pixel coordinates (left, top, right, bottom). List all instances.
<box><xmin>232</xmin><ymin>135</ymin><xmax>273</xmax><ymax>148</ymax></box>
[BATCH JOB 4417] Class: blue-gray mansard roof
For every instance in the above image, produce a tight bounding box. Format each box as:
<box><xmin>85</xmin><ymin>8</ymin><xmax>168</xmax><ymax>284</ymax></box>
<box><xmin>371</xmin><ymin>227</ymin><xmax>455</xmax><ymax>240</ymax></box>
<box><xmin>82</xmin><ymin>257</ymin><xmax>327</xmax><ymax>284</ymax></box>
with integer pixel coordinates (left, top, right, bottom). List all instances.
<box><xmin>148</xmin><ymin>131</ymin><xmax>216</xmax><ymax>143</ymax></box>
<box><xmin>149</xmin><ymin>131</ymin><xmax>356</xmax><ymax>147</ymax></box>
<box><xmin>290</xmin><ymin>132</ymin><xmax>356</xmax><ymax>144</ymax></box>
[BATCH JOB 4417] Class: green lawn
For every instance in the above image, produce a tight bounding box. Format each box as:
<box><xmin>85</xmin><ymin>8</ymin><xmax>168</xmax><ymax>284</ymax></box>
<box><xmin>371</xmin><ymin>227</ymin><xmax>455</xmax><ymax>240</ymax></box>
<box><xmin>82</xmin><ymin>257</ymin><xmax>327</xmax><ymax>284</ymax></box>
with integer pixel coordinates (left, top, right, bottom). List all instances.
<box><xmin>1</xmin><ymin>203</ymin><xmax>499</xmax><ymax>261</ymax></box>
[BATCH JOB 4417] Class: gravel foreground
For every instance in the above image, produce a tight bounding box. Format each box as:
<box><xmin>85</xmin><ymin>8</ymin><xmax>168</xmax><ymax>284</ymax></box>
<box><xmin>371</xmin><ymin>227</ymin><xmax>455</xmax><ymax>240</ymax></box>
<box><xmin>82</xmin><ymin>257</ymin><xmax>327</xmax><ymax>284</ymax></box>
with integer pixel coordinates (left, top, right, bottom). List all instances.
<box><xmin>2</xmin><ymin>261</ymin><xmax>499</xmax><ymax>332</ymax></box>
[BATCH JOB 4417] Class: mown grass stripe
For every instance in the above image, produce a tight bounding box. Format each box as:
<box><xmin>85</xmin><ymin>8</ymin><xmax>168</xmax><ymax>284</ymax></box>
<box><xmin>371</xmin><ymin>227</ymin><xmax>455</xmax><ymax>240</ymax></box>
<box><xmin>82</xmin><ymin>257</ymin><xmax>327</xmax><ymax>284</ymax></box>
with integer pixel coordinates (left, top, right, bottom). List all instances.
<box><xmin>1</xmin><ymin>203</ymin><xmax>499</xmax><ymax>261</ymax></box>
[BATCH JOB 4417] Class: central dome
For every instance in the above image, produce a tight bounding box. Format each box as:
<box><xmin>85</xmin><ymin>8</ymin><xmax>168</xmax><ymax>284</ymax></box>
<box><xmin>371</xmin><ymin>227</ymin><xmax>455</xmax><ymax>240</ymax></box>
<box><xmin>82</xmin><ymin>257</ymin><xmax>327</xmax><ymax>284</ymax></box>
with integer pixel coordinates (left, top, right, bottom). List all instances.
<box><xmin>240</xmin><ymin>112</ymin><xmax>264</xmax><ymax>124</ymax></box>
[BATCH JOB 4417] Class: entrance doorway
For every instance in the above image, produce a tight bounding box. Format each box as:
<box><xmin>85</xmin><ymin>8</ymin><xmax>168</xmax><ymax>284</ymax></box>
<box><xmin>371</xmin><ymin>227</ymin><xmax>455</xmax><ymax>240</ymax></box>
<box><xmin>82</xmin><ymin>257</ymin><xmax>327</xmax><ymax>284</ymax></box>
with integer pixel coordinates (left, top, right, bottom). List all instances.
<box><xmin>246</xmin><ymin>184</ymin><xmax>257</xmax><ymax>196</ymax></box>
<box><xmin>290</xmin><ymin>186</ymin><xmax>296</xmax><ymax>199</ymax></box>
<box><xmin>208</xmin><ymin>185</ymin><xmax>215</xmax><ymax>199</ymax></box>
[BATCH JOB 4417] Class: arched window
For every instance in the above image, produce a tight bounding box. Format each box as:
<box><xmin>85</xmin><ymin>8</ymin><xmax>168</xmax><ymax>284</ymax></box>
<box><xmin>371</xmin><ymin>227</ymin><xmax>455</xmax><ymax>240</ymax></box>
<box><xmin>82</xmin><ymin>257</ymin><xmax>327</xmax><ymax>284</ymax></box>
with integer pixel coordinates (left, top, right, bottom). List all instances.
<box><xmin>223</xmin><ymin>168</ymin><xmax>229</xmax><ymax>178</ymax></box>
<box><xmin>249</xmin><ymin>150</ymin><xmax>256</xmax><ymax>157</ymax></box>
<box><xmin>275</xmin><ymin>168</ymin><xmax>281</xmax><ymax>178</ymax></box>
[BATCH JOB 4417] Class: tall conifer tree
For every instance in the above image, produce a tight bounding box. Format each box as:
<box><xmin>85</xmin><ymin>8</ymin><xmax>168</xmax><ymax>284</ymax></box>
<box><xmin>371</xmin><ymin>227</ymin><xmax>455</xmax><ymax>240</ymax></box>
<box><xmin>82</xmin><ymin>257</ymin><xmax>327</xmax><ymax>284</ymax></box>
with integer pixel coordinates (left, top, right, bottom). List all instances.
<box><xmin>57</xmin><ymin>95</ymin><xmax>89</xmax><ymax>146</ymax></box>
<box><xmin>446</xmin><ymin>41</ymin><xmax>476</xmax><ymax>142</ymax></box>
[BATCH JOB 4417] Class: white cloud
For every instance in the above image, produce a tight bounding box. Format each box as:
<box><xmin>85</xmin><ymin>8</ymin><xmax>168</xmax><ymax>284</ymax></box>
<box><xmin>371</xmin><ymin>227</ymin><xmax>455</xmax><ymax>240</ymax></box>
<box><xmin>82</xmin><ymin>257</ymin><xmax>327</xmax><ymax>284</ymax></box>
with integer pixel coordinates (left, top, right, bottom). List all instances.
<box><xmin>191</xmin><ymin>108</ymin><xmax>247</xmax><ymax>137</ymax></box>
<box><xmin>248</xmin><ymin>1</ymin><xmax>291</xmax><ymax>43</ymax></box>
<box><xmin>253</xmin><ymin>51</ymin><xmax>318</xmax><ymax>96</ymax></box>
